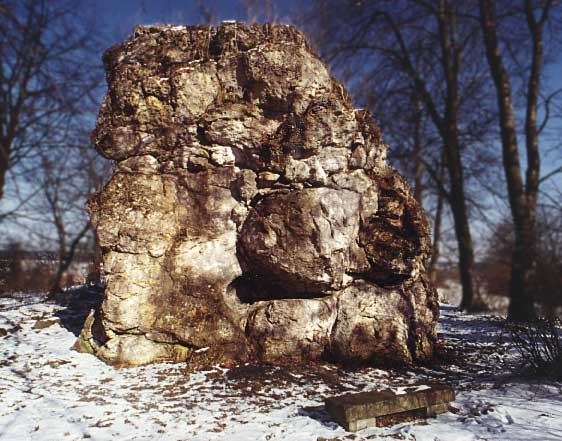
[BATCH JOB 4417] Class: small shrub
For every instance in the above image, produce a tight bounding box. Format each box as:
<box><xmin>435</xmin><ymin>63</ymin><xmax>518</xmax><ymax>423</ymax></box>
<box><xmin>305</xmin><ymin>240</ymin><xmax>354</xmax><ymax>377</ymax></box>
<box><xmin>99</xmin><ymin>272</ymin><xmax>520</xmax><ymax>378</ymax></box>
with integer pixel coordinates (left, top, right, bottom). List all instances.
<box><xmin>506</xmin><ymin>317</ymin><xmax>562</xmax><ymax>379</ymax></box>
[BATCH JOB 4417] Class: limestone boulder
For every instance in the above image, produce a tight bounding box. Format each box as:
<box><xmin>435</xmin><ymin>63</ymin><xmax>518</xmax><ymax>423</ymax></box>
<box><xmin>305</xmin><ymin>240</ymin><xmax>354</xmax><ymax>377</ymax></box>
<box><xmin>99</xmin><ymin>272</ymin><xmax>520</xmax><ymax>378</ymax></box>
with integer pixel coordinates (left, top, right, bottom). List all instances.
<box><xmin>78</xmin><ymin>22</ymin><xmax>439</xmax><ymax>368</ymax></box>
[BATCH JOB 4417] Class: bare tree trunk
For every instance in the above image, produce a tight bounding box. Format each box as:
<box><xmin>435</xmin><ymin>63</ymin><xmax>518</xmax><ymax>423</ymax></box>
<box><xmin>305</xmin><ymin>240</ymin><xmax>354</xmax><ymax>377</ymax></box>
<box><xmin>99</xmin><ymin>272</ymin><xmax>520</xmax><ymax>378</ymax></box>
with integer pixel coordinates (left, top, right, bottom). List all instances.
<box><xmin>7</xmin><ymin>242</ymin><xmax>24</xmax><ymax>291</ymax></box>
<box><xmin>50</xmin><ymin>227</ymin><xmax>67</xmax><ymax>296</ymax></box>
<box><xmin>382</xmin><ymin>1</ymin><xmax>482</xmax><ymax>310</ymax></box>
<box><xmin>446</xmin><ymin>129</ymin><xmax>483</xmax><ymax>311</ymax></box>
<box><xmin>437</xmin><ymin>0</ymin><xmax>485</xmax><ymax>311</ymax></box>
<box><xmin>0</xmin><ymin>146</ymin><xmax>7</xmax><ymax>201</ymax></box>
<box><xmin>195</xmin><ymin>0</ymin><xmax>215</xmax><ymax>25</ymax></box>
<box><xmin>413</xmin><ymin>94</ymin><xmax>423</xmax><ymax>204</ymax></box>
<box><xmin>48</xmin><ymin>222</ymin><xmax>91</xmax><ymax>299</ymax></box>
<box><xmin>429</xmin><ymin>161</ymin><xmax>446</xmax><ymax>283</ymax></box>
<box><xmin>479</xmin><ymin>0</ymin><xmax>550</xmax><ymax>320</ymax></box>
<box><xmin>0</xmin><ymin>165</ymin><xmax>6</xmax><ymax>201</ymax></box>
<box><xmin>0</xmin><ymin>132</ymin><xmax>14</xmax><ymax>202</ymax></box>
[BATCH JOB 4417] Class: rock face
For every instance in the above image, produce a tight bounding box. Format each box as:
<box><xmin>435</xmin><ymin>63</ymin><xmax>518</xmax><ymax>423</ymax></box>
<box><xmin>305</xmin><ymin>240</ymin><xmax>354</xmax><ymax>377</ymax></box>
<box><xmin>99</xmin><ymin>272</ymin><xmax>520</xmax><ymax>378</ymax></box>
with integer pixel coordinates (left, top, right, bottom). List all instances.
<box><xmin>78</xmin><ymin>23</ymin><xmax>439</xmax><ymax>368</ymax></box>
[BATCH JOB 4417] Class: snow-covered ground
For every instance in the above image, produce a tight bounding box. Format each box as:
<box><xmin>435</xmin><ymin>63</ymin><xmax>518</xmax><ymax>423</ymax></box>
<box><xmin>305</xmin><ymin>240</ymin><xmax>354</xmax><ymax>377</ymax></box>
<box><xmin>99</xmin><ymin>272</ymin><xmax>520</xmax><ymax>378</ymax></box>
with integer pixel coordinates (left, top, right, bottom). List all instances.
<box><xmin>1</xmin><ymin>288</ymin><xmax>561</xmax><ymax>441</ymax></box>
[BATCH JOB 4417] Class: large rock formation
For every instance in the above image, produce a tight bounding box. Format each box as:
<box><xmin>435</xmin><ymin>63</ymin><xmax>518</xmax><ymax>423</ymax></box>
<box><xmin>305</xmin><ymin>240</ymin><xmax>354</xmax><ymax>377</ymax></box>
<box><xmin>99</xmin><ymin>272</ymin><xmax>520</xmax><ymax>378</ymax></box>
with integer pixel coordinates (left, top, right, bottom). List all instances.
<box><xmin>77</xmin><ymin>22</ymin><xmax>439</xmax><ymax>368</ymax></box>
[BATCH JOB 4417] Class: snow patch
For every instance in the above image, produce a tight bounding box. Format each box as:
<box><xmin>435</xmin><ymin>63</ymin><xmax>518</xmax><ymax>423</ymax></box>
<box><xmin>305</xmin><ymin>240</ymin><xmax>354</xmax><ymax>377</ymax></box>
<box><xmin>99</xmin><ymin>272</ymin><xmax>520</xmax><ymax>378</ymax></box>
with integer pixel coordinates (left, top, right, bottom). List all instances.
<box><xmin>1</xmin><ymin>288</ymin><xmax>561</xmax><ymax>440</ymax></box>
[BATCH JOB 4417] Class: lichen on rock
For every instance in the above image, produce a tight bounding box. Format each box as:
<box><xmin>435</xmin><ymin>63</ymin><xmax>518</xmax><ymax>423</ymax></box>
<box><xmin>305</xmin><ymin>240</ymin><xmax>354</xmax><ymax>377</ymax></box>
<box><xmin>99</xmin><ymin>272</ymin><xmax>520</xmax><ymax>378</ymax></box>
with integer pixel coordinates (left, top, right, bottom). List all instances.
<box><xmin>79</xmin><ymin>22</ymin><xmax>439</xmax><ymax>368</ymax></box>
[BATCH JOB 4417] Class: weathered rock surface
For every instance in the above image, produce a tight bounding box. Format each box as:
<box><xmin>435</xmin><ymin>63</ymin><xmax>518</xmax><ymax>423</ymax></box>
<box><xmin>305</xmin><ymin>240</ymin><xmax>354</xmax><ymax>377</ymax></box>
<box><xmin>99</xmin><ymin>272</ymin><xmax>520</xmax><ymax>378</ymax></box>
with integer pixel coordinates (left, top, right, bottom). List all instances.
<box><xmin>78</xmin><ymin>22</ymin><xmax>439</xmax><ymax>368</ymax></box>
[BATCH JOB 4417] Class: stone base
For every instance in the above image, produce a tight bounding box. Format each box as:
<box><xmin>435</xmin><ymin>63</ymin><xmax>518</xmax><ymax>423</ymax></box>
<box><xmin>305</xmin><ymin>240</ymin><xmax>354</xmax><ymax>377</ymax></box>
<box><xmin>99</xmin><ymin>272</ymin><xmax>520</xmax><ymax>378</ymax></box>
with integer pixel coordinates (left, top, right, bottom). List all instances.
<box><xmin>325</xmin><ymin>383</ymin><xmax>455</xmax><ymax>431</ymax></box>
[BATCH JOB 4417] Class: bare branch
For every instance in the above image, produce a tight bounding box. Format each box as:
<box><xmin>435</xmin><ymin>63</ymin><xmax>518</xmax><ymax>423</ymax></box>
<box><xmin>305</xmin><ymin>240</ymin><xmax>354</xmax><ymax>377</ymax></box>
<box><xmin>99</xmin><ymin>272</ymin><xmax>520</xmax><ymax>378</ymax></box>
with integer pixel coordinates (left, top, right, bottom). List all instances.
<box><xmin>539</xmin><ymin>166</ymin><xmax>562</xmax><ymax>184</ymax></box>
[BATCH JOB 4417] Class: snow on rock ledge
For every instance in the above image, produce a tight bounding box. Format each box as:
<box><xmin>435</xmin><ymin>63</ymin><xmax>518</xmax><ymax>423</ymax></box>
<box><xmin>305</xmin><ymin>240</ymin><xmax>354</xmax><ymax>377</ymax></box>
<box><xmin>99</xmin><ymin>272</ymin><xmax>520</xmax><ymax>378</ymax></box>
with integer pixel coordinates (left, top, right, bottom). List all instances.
<box><xmin>78</xmin><ymin>22</ymin><xmax>439</xmax><ymax>368</ymax></box>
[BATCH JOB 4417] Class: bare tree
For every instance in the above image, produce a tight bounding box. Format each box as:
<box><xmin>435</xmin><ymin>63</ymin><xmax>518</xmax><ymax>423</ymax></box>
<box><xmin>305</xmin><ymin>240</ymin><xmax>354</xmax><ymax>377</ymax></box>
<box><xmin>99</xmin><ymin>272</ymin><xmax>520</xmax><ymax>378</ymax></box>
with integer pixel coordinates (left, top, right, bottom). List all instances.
<box><xmin>306</xmin><ymin>0</ymin><xmax>496</xmax><ymax>310</ymax></box>
<box><xmin>21</xmin><ymin>129</ymin><xmax>111</xmax><ymax>297</ymax></box>
<box><xmin>428</xmin><ymin>156</ymin><xmax>447</xmax><ymax>283</ymax></box>
<box><xmin>0</xmin><ymin>0</ymin><xmax>100</xmax><ymax>203</ymax></box>
<box><xmin>40</xmin><ymin>154</ymin><xmax>89</xmax><ymax>297</ymax></box>
<box><xmin>195</xmin><ymin>0</ymin><xmax>217</xmax><ymax>25</ymax></box>
<box><xmin>479</xmin><ymin>0</ymin><xmax>561</xmax><ymax>320</ymax></box>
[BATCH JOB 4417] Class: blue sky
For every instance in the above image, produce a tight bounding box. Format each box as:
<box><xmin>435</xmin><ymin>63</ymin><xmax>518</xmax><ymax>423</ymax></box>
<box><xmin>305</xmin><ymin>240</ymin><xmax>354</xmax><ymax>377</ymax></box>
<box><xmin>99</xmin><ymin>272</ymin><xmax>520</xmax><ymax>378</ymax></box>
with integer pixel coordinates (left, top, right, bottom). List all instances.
<box><xmin>93</xmin><ymin>0</ymin><xmax>300</xmax><ymax>43</ymax></box>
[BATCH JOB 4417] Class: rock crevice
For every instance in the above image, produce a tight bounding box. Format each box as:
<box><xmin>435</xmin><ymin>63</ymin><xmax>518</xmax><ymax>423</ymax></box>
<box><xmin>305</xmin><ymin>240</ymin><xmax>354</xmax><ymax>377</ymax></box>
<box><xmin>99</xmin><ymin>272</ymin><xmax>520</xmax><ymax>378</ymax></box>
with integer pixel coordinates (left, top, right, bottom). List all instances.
<box><xmin>78</xmin><ymin>22</ymin><xmax>439</xmax><ymax>368</ymax></box>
